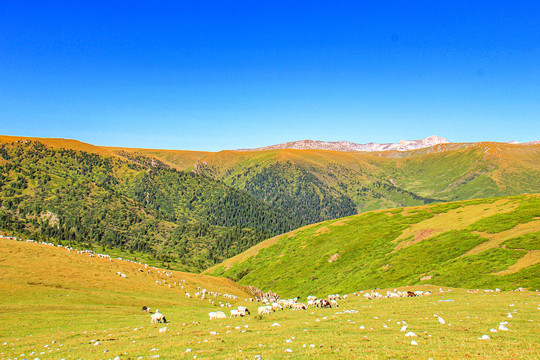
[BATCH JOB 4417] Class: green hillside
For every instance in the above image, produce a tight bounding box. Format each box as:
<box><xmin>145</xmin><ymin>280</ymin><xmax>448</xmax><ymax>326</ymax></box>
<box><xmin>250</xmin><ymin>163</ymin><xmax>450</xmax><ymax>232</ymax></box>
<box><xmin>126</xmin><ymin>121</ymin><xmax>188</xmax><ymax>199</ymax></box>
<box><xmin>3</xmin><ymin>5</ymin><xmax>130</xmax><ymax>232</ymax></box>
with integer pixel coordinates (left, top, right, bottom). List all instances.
<box><xmin>130</xmin><ymin>142</ymin><xmax>540</xmax><ymax>215</ymax></box>
<box><xmin>0</xmin><ymin>140</ymin><xmax>300</xmax><ymax>272</ymax></box>
<box><xmin>208</xmin><ymin>194</ymin><xmax>540</xmax><ymax>297</ymax></box>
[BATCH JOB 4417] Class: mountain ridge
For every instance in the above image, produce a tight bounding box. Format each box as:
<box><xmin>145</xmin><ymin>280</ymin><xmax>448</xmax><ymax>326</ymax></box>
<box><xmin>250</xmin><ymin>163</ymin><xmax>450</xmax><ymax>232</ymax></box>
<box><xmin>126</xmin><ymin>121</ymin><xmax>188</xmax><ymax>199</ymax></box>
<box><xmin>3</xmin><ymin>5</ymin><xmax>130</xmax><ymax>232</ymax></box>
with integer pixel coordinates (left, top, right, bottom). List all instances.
<box><xmin>237</xmin><ymin>135</ymin><xmax>451</xmax><ymax>152</ymax></box>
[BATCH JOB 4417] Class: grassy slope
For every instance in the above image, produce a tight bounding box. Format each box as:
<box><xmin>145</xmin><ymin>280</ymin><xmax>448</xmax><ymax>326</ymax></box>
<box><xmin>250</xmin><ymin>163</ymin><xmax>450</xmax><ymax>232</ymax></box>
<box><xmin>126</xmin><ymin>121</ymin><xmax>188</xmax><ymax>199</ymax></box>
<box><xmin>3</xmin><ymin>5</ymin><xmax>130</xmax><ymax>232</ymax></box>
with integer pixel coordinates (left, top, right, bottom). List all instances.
<box><xmin>207</xmin><ymin>194</ymin><xmax>540</xmax><ymax>297</ymax></box>
<box><xmin>1</xmin><ymin>238</ymin><xmax>539</xmax><ymax>359</ymax></box>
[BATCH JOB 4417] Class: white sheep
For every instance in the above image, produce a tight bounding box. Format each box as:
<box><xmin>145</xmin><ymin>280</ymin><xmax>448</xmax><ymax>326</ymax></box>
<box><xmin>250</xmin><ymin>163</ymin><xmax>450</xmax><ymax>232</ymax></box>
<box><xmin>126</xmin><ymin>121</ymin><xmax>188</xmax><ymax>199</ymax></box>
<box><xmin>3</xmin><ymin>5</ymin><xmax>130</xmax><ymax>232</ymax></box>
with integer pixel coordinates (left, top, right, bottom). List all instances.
<box><xmin>209</xmin><ymin>311</ymin><xmax>227</xmax><ymax>320</ymax></box>
<box><xmin>230</xmin><ymin>309</ymin><xmax>244</xmax><ymax>317</ymax></box>
<box><xmin>258</xmin><ymin>306</ymin><xmax>274</xmax><ymax>315</ymax></box>
<box><xmin>238</xmin><ymin>306</ymin><xmax>250</xmax><ymax>315</ymax></box>
<box><xmin>150</xmin><ymin>312</ymin><xmax>166</xmax><ymax>323</ymax></box>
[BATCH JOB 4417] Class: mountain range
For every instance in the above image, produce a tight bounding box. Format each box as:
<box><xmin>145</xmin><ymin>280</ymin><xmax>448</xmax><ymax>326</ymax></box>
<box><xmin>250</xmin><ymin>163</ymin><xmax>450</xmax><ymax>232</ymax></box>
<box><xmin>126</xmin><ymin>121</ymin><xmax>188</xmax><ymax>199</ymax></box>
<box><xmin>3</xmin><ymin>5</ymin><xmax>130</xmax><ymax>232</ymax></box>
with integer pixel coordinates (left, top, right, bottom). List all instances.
<box><xmin>0</xmin><ymin>135</ymin><xmax>539</xmax><ymax>274</ymax></box>
<box><xmin>237</xmin><ymin>135</ymin><xmax>451</xmax><ymax>152</ymax></box>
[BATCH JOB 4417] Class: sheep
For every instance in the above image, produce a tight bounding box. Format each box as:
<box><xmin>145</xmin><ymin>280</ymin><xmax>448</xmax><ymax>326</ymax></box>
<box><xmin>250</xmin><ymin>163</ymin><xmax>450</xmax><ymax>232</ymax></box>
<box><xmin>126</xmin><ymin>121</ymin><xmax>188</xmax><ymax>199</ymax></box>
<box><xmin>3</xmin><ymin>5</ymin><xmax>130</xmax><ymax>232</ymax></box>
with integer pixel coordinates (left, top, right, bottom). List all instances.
<box><xmin>271</xmin><ymin>302</ymin><xmax>283</xmax><ymax>311</ymax></box>
<box><xmin>238</xmin><ymin>306</ymin><xmax>250</xmax><ymax>315</ymax></box>
<box><xmin>150</xmin><ymin>312</ymin><xmax>166</xmax><ymax>323</ymax></box>
<box><xmin>142</xmin><ymin>306</ymin><xmax>151</xmax><ymax>313</ymax></box>
<box><xmin>230</xmin><ymin>309</ymin><xmax>244</xmax><ymax>317</ymax></box>
<box><xmin>291</xmin><ymin>303</ymin><xmax>307</xmax><ymax>310</ymax></box>
<box><xmin>329</xmin><ymin>300</ymin><xmax>338</xmax><ymax>308</ymax></box>
<box><xmin>258</xmin><ymin>306</ymin><xmax>274</xmax><ymax>315</ymax></box>
<box><xmin>209</xmin><ymin>311</ymin><xmax>227</xmax><ymax>320</ymax></box>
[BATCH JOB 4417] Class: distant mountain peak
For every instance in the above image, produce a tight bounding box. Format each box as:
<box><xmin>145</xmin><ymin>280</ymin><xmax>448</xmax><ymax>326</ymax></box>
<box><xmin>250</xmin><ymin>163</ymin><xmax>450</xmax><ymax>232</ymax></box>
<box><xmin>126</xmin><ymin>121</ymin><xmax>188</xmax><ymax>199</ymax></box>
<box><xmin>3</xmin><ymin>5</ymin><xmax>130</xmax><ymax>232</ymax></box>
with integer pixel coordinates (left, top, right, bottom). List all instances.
<box><xmin>237</xmin><ymin>136</ymin><xmax>450</xmax><ymax>152</ymax></box>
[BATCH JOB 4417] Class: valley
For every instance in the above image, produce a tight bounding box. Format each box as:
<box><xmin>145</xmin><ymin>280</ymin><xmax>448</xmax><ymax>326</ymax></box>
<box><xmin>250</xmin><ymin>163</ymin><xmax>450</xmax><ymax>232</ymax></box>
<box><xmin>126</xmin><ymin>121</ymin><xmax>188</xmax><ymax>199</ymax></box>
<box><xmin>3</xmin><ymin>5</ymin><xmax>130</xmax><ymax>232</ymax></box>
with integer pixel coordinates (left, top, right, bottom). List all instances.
<box><xmin>0</xmin><ymin>136</ymin><xmax>538</xmax><ymax>359</ymax></box>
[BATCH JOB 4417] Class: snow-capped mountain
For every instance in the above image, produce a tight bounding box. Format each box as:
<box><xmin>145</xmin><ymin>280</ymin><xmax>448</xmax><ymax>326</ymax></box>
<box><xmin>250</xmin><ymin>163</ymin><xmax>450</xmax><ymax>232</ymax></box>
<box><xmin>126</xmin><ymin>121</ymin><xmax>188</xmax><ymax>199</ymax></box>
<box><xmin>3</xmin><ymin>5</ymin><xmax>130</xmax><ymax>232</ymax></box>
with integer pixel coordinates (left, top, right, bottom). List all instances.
<box><xmin>238</xmin><ymin>135</ymin><xmax>450</xmax><ymax>152</ymax></box>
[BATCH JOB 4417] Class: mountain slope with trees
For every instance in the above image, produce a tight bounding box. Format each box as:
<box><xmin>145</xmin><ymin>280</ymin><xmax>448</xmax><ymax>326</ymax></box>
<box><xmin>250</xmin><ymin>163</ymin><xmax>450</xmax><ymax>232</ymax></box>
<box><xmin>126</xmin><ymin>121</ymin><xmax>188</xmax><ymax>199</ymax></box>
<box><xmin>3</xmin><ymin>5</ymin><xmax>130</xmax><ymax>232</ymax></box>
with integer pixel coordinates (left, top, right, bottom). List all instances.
<box><xmin>0</xmin><ymin>140</ymin><xmax>299</xmax><ymax>272</ymax></box>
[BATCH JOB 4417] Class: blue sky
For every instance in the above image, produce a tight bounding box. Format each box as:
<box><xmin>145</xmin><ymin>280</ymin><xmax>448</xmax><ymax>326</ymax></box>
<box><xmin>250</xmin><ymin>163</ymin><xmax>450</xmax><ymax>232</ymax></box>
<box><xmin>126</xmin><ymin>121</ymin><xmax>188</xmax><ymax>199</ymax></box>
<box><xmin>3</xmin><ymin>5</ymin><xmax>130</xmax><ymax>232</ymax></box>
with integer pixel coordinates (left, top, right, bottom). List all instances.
<box><xmin>1</xmin><ymin>1</ymin><xmax>539</xmax><ymax>151</ymax></box>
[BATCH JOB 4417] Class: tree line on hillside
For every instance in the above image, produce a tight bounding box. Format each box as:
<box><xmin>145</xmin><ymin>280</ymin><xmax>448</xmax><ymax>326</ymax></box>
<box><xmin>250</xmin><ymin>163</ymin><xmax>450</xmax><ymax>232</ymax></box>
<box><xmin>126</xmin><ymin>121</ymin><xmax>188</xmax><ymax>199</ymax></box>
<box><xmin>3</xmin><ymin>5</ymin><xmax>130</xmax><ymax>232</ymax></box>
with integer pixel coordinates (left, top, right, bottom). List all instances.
<box><xmin>0</xmin><ymin>140</ymin><xmax>299</xmax><ymax>272</ymax></box>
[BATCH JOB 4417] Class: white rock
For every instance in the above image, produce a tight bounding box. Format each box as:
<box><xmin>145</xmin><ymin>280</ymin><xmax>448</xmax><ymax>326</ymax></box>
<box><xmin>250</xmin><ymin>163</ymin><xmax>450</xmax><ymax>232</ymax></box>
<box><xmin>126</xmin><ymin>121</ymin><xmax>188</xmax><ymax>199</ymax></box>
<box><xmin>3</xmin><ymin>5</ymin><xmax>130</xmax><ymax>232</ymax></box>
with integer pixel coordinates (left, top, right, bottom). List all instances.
<box><xmin>400</xmin><ymin>325</ymin><xmax>408</xmax><ymax>332</ymax></box>
<box><xmin>498</xmin><ymin>324</ymin><xmax>509</xmax><ymax>331</ymax></box>
<box><xmin>438</xmin><ymin>316</ymin><xmax>445</xmax><ymax>324</ymax></box>
<box><xmin>286</xmin><ymin>339</ymin><xmax>292</xmax><ymax>343</ymax></box>
<box><xmin>159</xmin><ymin>327</ymin><xmax>167</xmax><ymax>333</ymax></box>
<box><xmin>507</xmin><ymin>314</ymin><xmax>513</xmax><ymax>318</ymax></box>
<box><xmin>271</xmin><ymin>323</ymin><xmax>281</xmax><ymax>327</ymax></box>
<box><xmin>359</xmin><ymin>325</ymin><xmax>365</xmax><ymax>330</ymax></box>
<box><xmin>490</xmin><ymin>328</ymin><xmax>497</xmax><ymax>333</ymax></box>
<box><xmin>478</xmin><ymin>335</ymin><xmax>491</xmax><ymax>340</ymax></box>
<box><xmin>405</xmin><ymin>332</ymin><xmax>417</xmax><ymax>337</ymax></box>
<box><xmin>93</xmin><ymin>342</ymin><xmax>101</xmax><ymax>346</ymax></box>
<box><xmin>186</xmin><ymin>348</ymin><xmax>192</xmax><ymax>353</ymax></box>
<box><xmin>411</xmin><ymin>340</ymin><xmax>418</xmax><ymax>346</ymax></box>
<box><xmin>284</xmin><ymin>348</ymin><xmax>293</xmax><ymax>353</ymax></box>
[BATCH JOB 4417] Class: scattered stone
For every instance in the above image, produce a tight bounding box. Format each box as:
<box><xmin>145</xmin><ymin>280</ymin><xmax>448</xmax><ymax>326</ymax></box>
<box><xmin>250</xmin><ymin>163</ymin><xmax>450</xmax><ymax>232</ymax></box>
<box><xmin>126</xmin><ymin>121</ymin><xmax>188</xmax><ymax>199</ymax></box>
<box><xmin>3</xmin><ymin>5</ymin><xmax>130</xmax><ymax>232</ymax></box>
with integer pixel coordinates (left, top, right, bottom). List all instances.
<box><xmin>405</xmin><ymin>332</ymin><xmax>417</xmax><ymax>337</ymax></box>
<box><xmin>499</xmin><ymin>324</ymin><xmax>509</xmax><ymax>331</ymax></box>
<box><xmin>490</xmin><ymin>328</ymin><xmax>497</xmax><ymax>333</ymax></box>
<box><xmin>438</xmin><ymin>316</ymin><xmax>445</xmax><ymax>324</ymax></box>
<box><xmin>93</xmin><ymin>342</ymin><xmax>101</xmax><ymax>346</ymax></box>
<box><xmin>284</xmin><ymin>348</ymin><xmax>293</xmax><ymax>353</ymax></box>
<box><xmin>186</xmin><ymin>349</ymin><xmax>192</xmax><ymax>353</ymax></box>
<box><xmin>159</xmin><ymin>327</ymin><xmax>167</xmax><ymax>333</ymax></box>
<box><xmin>400</xmin><ymin>325</ymin><xmax>408</xmax><ymax>332</ymax></box>
<box><xmin>411</xmin><ymin>340</ymin><xmax>418</xmax><ymax>346</ymax></box>
<box><xmin>478</xmin><ymin>335</ymin><xmax>491</xmax><ymax>340</ymax></box>
<box><xmin>271</xmin><ymin>323</ymin><xmax>281</xmax><ymax>327</ymax></box>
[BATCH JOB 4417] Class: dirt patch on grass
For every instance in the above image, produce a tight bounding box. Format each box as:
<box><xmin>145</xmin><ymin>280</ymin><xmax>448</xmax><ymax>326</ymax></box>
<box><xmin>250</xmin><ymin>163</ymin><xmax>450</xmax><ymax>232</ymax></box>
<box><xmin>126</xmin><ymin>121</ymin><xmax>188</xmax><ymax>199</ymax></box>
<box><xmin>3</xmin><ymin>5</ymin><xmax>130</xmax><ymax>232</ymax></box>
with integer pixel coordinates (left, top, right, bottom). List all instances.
<box><xmin>495</xmin><ymin>250</ymin><xmax>540</xmax><ymax>275</ymax></box>
<box><xmin>314</xmin><ymin>226</ymin><xmax>331</xmax><ymax>236</ymax></box>
<box><xmin>392</xmin><ymin>229</ymin><xmax>439</xmax><ymax>253</ymax></box>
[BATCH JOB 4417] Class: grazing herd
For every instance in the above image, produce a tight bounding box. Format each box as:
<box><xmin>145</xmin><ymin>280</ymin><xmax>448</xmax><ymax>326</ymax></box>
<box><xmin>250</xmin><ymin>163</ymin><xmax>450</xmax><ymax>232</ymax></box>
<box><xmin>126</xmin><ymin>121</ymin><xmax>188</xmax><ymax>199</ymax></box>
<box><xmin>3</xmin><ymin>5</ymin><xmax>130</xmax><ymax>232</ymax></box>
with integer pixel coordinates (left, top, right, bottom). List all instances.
<box><xmin>142</xmin><ymin>287</ymin><xmax>440</xmax><ymax>323</ymax></box>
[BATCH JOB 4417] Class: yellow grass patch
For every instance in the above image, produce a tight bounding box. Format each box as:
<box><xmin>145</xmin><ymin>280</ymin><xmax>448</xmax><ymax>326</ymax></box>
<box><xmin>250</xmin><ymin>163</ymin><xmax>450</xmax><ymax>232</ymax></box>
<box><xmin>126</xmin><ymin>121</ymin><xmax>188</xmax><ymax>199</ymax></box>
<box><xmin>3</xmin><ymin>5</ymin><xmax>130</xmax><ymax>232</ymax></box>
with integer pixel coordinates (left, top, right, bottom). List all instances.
<box><xmin>465</xmin><ymin>220</ymin><xmax>540</xmax><ymax>256</ymax></box>
<box><xmin>392</xmin><ymin>199</ymin><xmax>520</xmax><ymax>251</ymax></box>
<box><xmin>495</xmin><ymin>250</ymin><xmax>540</xmax><ymax>275</ymax></box>
<box><xmin>392</xmin><ymin>228</ymin><xmax>439</xmax><ymax>253</ymax></box>
<box><xmin>107</xmin><ymin>147</ymin><xmax>210</xmax><ymax>170</ymax></box>
<box><xmin>329</xmin><ymin>218</ymin><xmax>351</xmax><ymax>227</ymax></box>
<box><xmin>0</xmin><ymin>239</ymin><xmax>250</xmax><ymax>299</ymax></box>
<box><xmin>0</xmin><ymin>135</ymin><xmax>115</xmax><ymax>157</ymax></box>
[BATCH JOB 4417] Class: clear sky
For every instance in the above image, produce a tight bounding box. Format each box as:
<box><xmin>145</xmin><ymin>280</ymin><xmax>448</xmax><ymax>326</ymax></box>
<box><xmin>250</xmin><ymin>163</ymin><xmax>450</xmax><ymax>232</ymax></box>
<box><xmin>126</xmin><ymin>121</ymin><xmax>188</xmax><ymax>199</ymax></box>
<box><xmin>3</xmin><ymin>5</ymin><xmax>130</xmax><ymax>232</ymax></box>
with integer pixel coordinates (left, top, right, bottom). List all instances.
<box><xmin>1</xmin><ymin>1</ymin><xmax>539</xmax><ymax>151</ymax></box>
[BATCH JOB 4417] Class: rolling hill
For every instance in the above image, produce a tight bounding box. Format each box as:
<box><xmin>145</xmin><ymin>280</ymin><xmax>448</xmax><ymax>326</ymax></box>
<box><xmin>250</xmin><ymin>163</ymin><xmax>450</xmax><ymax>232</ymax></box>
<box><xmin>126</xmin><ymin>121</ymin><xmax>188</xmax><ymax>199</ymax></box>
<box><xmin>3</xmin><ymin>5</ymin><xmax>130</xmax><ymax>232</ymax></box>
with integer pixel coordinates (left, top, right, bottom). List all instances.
<box><xmin>0</xmin><ymin>139</ymin><xmax>301</xmax><ymax>272</ymax></box>
<box><xmin>206</xmin><ymin>194</ymin><xmax>540</xmax><ymax>297</ymax></box>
